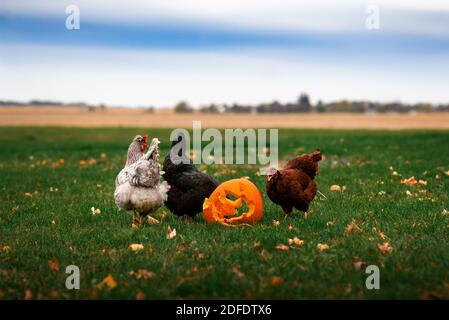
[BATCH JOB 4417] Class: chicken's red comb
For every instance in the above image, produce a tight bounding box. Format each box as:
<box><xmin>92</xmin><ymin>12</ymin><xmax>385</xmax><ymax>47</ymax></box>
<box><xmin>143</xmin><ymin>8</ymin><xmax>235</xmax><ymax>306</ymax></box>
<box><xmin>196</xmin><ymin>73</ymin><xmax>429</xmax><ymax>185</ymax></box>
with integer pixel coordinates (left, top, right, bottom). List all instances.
<box><xmin>143</xmin><ymin>134</ymin><xmax>148</xmax><ymax>143</ymax></box>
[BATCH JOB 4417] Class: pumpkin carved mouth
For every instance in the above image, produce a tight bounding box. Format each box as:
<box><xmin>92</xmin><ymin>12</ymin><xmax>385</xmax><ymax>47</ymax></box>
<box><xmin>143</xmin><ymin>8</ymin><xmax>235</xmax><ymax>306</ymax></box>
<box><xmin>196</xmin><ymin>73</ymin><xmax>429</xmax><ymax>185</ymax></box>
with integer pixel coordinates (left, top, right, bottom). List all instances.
<box><xmin>203</xmin><ymin>178</ymin><xmax>263</xmax><ymax>225</ymax></box>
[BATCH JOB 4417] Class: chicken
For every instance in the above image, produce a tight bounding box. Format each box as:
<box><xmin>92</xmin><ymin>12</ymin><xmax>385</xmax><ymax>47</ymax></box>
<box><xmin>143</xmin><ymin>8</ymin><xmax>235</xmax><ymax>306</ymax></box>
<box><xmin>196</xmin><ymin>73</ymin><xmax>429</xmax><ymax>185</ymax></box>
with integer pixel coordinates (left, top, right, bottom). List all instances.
<box><xmin>114</xmin><ymin>135</ymin><xmax>170</xmax><ymax>227</ymax></box>
<box><xmin>162</xmin><ymin>135</ymin><xmax>219</xmax><ymax>219</ymax></box>
<box><xmin>266</xmin><ymin>149</ymin><xmax>322</xmax><ymax>215</ymax></box>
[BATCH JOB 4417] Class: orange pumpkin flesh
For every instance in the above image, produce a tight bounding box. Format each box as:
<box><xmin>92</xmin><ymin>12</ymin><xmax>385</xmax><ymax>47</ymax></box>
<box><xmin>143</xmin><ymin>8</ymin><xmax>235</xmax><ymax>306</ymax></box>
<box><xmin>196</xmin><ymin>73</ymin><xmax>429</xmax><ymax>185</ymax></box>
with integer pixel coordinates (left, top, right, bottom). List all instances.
<box><xmin>203</xmin><ymin>178</ymin><xmax>263</xmax><ymax>224</ymax></box>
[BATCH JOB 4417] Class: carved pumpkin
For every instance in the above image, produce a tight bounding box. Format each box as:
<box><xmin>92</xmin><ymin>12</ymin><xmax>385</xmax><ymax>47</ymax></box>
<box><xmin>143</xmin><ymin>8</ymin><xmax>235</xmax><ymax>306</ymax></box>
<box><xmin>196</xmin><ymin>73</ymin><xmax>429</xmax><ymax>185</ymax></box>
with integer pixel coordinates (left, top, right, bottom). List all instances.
<box><xmin>203</xmin><ymin>178</ymin><xmax>263</xmax><ymax>225</ymax></box>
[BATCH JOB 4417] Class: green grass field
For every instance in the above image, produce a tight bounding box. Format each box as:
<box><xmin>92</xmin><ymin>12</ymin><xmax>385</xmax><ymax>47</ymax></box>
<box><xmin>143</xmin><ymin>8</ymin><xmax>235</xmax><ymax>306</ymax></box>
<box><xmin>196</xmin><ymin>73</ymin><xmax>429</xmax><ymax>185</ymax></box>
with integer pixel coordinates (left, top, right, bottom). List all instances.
<box><xmin>1</xmin><ymin>127</ymin><xmax>448</xmax><ymax>299</ymax></box>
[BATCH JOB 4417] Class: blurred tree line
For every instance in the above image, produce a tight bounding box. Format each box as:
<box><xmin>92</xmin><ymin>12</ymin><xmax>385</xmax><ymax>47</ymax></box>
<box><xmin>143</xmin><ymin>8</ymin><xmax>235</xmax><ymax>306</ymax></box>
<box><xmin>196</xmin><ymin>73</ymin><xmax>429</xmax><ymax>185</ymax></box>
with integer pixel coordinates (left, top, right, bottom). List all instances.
<box><xmin>173</xmin><ymin>93</ymin><xmax>449</xmax><ymax>114</ymax></box>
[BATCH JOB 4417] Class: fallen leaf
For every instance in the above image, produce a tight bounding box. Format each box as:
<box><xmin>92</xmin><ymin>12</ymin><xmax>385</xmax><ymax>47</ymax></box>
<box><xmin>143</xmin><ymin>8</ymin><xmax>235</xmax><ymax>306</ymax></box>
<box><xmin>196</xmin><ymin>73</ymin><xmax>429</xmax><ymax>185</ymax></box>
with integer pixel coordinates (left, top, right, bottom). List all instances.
<box><xmin>344</xmin><ymin>219</ymin><xmax>363</xmax><ymax>234</ymax></box>
<box><xmin>24</xmin><ymin>289</ymin><xmax>33</xmax><ymax>300</ymax></box>
<box><xmin>129</xmin><ymin>243</ymin><xmax>144</xmax><ymax>252</ymax></box>
<box><xmin>351</xmin><ymin>260</ymin><xmax>368</xmax><ymax>270</ymax></box>
<box><xmin>2</xmin><ymin>245</ymin><xmax>11</xmax><ymax>253</ymax></box>
<box><xmin>166</xmin><ymin>226</ymin><xmax>176</xmax><ymax>240</ymax></box>
<box><xmin>135</xmin><ymin>291</ymin><xmax>145</xmax><ymax>300</ymax></box>
<box><xmin>317</xmin><ymin>243</ymin><xmax>330</xmax><ymax>251</ymax></box>
<box><xmin>435</xmin><ymin>174</ymin><xmax>441</xmax><ymax>180</ymax></box>
<box><xmin>406</xmin><ymin>190</ymin><xmax>413</xmax><ymax>196</ymax></box>
<box><xmin>232</xmin><ymin>267</ymin><xmax>245</xmax><ymax>278</ymax></box>
<box><xmin>147</xmin><ymin>216</ymin><xmax>160</xmax><ymax>225</ymax></box>
<box><xmin>287</xmin><ymin>224</ymin><xmax>298</xmax><ymax>231</ymax></box>
<box><xmin>330</xmin><ymin>185</ymin><xmax>342</xmax><ymax>192</ymax></box>
<box><xmin>97</xmin><ymin>274</ymin><xmax>117</xmax><ymax>290</ymax></box>
<box><xmin>442</xmin><ymin>209</ymin><xmax>449</xmax><ymax>216</ymax></box>
<box><xmin>378</xmin><ymin>191</ymin><xmax>386</xmax><ymax>196</ymax></box>
<box><xmin>444</xmin><ymin>170</ymin><xmax>449</xmax><ymax>176</ymax></box>
<box><xmin>90</xmin><ymin>207</ymin><xmax>101</xmax><ymax>216</ymax></box>
<box><xmin>275</xmin><ymin>244</ymin><xmax>290</xmax><ymax>251</ymax></box>
<box><xmin>326</xmin><ymin>221</ymin><xmax>336</xmax><ymax>227</ymax></box>
<box><xmin>401</xmin><ymin>176</ymin><xmax>427</xmax><ymax>186</ymax></box>
<box><xmin>48</xmin><ymin>258</ymin><xmax>60</xmax><ymax>271</ymax></box>
<box><xmin>272</xmin><ymin>220</ymin><xmax>280</xmax><ymax>226</ymax></box>
<box><xmin>271</xmin><ymin>276</ymin><xmax>284</xmax><ymax>286</ymax></box>
<box><xmin>288</xmin><ymin>237</ymin><xmax>304</xmax><ymax>247</ymax></box>
<box><xmin>378</xmin><ymin>242</ymin><xmax>393</xmax><ymax>255</ymax></box>
<box><xmin>253</xmin><ymin>241</ymin><xmax>263</xmax><ymax>250</ymax></box>
<box><xmin>129</xmin><ymin>269</ymin><xmax>156</xmax><ymax>280</ymax></box>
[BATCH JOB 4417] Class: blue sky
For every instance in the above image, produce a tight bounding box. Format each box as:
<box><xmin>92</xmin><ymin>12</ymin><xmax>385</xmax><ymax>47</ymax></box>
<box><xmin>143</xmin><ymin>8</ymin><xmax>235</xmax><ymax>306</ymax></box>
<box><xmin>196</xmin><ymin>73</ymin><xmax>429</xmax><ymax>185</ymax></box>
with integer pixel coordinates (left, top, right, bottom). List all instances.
<box><xmin>1</xmin><ymin>0</ymin><xmax>449</xmax><ymax>107</ymax></box>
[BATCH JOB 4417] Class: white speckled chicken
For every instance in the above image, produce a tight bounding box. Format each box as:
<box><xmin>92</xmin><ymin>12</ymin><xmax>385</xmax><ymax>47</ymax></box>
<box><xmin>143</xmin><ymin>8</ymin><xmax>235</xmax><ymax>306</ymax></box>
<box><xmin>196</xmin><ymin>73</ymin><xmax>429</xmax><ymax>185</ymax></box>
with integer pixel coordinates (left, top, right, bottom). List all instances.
<box><xmin>114</xmin><ymin>135</ymin><xmax>170</xmax><ymax>227</ymax></box>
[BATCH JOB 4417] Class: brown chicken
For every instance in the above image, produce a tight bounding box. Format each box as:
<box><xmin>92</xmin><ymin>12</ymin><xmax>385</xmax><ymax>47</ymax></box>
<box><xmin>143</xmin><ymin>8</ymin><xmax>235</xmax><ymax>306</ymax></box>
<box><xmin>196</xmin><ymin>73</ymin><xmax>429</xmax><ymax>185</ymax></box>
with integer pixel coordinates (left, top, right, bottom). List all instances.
<box><xmin>266</xmin><ymin>149</ymin><xmax>322</xmax><ymax>214</ymax></box>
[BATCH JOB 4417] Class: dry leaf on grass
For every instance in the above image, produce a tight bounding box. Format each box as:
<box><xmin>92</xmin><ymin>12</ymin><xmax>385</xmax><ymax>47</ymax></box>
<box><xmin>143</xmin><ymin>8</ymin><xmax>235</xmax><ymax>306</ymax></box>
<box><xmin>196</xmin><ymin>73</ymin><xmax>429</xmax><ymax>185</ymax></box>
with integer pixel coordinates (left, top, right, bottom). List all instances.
<box><xmin>444</xmin><ymin>170</ymin><xmax>449</xmax><ymax>176</ymax></box>
<box><xmin>271</xmin><ymin>276</ymin><xmax>284</xmax><ymax>286</ymax></box>
<box><xmin>166</xmin><ymin>226</ymin><xmax>176</xmax><ymax>240</ymax></box>
<box><xmin>90</xmin><ymin>207</ymin><xmax>101</xmax><ymax>216</ymax></box>
<box><xmin>317</xmin><ymin>243</ymin><xmax>330</xmax><ymax>251</ymax></box>
<box><xmin>406</xmin><ymin>190</ymin><xmax>413</xmax><ymax>196</ymax></box>
<box><xmin>129</xmin><ymin>269</ymin><xmax>156</xmax><ymax>280</ymax></box>
<box><xmin>275</xmin><ymin>244</ymin><xmax>290</xmax><ymax>251</ymax></box>
<box><xmin>97</xmin><ymin>274</ymin><xmax>117</xmax><ymax>290</ymax></box>
<box><xmin>288</xmin><ymin>237</ymin><xmax>304</xmax><ymax>247</ymax></box>
<box><xmin>400</xmin><ymin>176</ymin><xmax>427</xmax><ymax>186</ymax></box>
<box><xmin>351</xmin><ymin>260</ymin><xmax>368</xmax><ymax>270</ymax></box>
<box><xmin>135</xmin><ymin>291</ymin><xmax>146</xmax><ymax>300</ymax></box>
<box><xmin>147</xmin><ymin>216</ymin><xmax>160</xmax><ymax>225</ymax></box>
<box><xmin>24</xmin><ymin>289</ymin><xmax>33</xmax><ymax>300</ymax></box>
<box><xmin>253</xmin><ymin>241</ymin><xmax>263</xmax><ymax>250</ymax></box>
<box><xmin>287</xmin><ymin>224</ymin><xmax>298</xmax><ymax>232</ymax></box>
<box><xmin>344</xmin><ymin>219</ymin><xmax>363</xmax><ymax>235</ymax></box>
<box><xmin>442</xmin><ymin>209</ymin><xmax>449</xmax><ymax>216</ymax></box>
<box><xmin>378</xmin><ymin>242</ymin><xmax>393</xmax><ymax>255</ymax></box>
<box><xmin>326</xmin><ymin>221</ymin><xmax>336</xmax><ymax>227</ymax></box>
<box><xmin>272</xmin><ymin>220</ymin><xmax>280</xmax><ymax>226</ymax></box>
<box><xmin>232</xmin><ymin>267</ymin><xmax>245</xmax><ymax>278</ymax></box>
<box><xmin>129</xmin><ymin>243</ymin><xmax>144</xmax><ymax>252</ymax></box>
<box><xmin>48</xmin><ymin>258</ymin><xmax>60</xmax><ymax>271</ymax></box>
<box><xmin>330</xmin><ymin>185</ymin><xmax>342</xmax><ymax>192</ymax></box>
<box><xmin>2</xmin><ymin>245</ymin><xmax>11</xmax><ymax>253</ymax></box>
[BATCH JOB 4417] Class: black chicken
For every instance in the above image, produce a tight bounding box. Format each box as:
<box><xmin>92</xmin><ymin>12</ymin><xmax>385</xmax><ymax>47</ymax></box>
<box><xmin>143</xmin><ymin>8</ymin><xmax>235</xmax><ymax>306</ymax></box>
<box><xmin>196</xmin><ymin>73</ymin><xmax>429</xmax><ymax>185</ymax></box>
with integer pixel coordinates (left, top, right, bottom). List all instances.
<box><xmin>163</xmin><ymin>134</ymin><xmax>220</xmax><ymax>218</ymax></box>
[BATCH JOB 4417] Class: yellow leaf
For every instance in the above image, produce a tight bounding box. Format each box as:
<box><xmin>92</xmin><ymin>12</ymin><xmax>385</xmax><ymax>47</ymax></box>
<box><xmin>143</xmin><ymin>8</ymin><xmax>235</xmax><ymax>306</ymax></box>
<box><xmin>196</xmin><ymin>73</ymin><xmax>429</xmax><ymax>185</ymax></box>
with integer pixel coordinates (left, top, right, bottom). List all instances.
<box><xmin>129</xmin><ymin>243</ymin><xmax>144</xmax><ymax>252</ymax></box>
<box><xmin>275</xmin><ymin>244</ymin><xmax>290</xmax><ymax>251</ymax></box>
<box><xmin>272</xmin><ymin>220</ymin><xmax>280</xmax><ymax>226</ymax></box>
<box><xmin>135</xmin><ymin>291</ymin><xmax>145</xmax><ymax>300</ymax></box>
<box><xmin>166</xmin><ymin>226</ymin><xmax>177</xmax><ymax>240</ymax></box>
<box><xmin>288</xmin><ymin>237</ymin><xmax>304</xmax><ymax>247</ymax></box>
<box><xmin>129</xmin><ymin>269</ymin><xmax>155</xmax><ymax>280</ymax></box>
<box><xmin>378</xmin><ymin>242</ymin><xmax>393</xmax><ymax>255</ymax></box>
<box><xmin>344</xmin><ymin>219</ymin><xmax>363</xmax><ymax>234</ymax></box>
<box><xmin>97</xmin><ymin>274</ymin><xmax>117</xmax><ymax>290</ymax></box>
<box><xmin>2</xmin><ymin>245</ymin><xmax>11</xmax><ymax>253</ymax></box>
<box><xmin>330</xmin><ymin>185</ymin><xmax>342</xmax><ymax>192</ymax></box>
<box><xmin>317</xmin><ymin>243</ymin><xmax>330</xmax><ymax>251</ymax></box>
<box><xmin>147</xmin><ymin>216</ymin><xmax>160</xmax><ymax>225</ymax></box>
<box><xmin>48</xmin><ymin>258</ymin><xmax>60</xmax><ymax>271</ymax></box>
<box><xmin>253</xmin><ymin>241</ymin><xmax>263</xmax><ymax>250</ymax></box>
<box><xmin>231</xmin><ymin>267</ymin><xmax>245</xmax><ymax>278</ymax></box>
<box><xmin>271</xmin><ymin>276</ymin><xmax>284</xmax><ymax>286</ymax></box>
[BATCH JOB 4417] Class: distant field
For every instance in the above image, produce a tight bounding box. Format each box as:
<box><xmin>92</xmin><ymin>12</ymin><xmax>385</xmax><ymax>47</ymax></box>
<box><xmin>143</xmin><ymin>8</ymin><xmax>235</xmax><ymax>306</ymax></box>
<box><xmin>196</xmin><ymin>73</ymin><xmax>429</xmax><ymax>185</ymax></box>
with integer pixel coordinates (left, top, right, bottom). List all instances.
<box><xmin>0</xmin><ymin>127</ymin><xmax>448</xmax><ymax>299</ymax></box>
<box><xmin>2</xmin><ymin>107</ymin><xmax>449</xmax><ymax>129</ymax></box>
